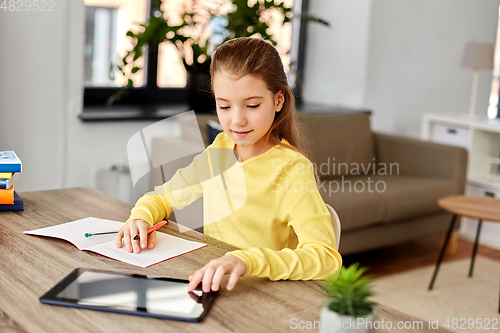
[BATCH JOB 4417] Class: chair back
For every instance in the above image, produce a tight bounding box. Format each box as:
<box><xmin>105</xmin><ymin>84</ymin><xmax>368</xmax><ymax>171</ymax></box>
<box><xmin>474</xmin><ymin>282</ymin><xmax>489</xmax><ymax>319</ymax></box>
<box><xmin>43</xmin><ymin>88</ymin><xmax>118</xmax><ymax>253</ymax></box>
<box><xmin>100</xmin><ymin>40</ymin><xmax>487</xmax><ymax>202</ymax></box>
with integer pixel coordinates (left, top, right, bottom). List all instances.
<box><xmin>325</xmin><ymin>203</ymin><xmax>341</xmax><ymax>251</ymax></box>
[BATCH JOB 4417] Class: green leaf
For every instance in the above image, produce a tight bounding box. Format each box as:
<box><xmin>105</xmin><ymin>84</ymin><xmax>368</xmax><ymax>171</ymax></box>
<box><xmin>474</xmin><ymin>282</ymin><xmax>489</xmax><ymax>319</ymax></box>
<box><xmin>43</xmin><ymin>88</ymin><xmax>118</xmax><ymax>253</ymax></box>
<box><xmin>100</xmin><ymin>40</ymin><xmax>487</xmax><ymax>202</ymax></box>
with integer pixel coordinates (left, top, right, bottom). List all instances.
<box><xmin>133</xmin><ymin>49</ymin><xmax>143</xmax><ymax>62</ymax></box>
<box><xmin>131</xmin><ymin>67</ymin><xmax>141</xmax><ymax>74</ymax></box>
<box><xmin>300</xmin><ymin>14</ymin><xmax>330</xmax><ymax>27</ymax></box>
<box><xmin>322</xmin><ymin>263</ymin><xmax>375</xmax><ymax>317</ymax></box>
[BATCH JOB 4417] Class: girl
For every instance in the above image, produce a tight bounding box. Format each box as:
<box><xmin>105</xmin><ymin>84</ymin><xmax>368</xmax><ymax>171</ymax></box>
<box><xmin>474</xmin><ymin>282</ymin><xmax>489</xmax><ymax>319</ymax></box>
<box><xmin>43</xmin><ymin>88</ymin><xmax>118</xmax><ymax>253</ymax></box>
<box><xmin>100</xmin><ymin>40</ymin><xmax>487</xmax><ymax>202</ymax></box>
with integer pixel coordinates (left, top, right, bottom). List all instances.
<box><xmin>116</xmin><ymin>37</ymin><xmax>342</xmax><ymax>293</ymax></box>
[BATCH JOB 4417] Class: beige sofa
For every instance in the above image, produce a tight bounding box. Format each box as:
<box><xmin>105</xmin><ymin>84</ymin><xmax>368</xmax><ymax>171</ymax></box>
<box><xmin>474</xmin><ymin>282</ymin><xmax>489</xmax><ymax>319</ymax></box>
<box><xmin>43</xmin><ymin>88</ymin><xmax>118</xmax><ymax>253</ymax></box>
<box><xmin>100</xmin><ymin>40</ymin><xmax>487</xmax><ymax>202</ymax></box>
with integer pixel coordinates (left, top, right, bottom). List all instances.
<box><xmin>193</xmin><ymin>112</ymin><xmax>467</xmax><ymax>255</ymax></box>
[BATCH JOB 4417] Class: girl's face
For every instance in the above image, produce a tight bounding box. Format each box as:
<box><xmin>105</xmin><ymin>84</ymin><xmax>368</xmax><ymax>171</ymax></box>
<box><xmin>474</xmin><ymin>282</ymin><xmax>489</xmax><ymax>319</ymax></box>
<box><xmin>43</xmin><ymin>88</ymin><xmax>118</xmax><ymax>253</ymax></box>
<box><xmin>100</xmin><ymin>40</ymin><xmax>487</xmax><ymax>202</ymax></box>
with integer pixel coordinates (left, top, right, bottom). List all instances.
<box><xmin>213</xmin><ymin>71</ymin><xmax>284</xmax><ymax>159</ymax></box>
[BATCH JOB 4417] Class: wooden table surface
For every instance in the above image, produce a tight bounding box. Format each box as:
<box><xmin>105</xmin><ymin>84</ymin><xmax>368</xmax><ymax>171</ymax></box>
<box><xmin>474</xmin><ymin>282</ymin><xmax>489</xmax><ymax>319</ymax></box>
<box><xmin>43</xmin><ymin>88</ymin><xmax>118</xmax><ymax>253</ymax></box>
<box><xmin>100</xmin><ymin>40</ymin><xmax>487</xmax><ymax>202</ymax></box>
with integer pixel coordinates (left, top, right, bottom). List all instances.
<box><xmin>438</xmin><ymin>195</ymin><xmax>500</xmax><ymax>222</ymax></box>
<box><xmin>0</xmin><ymin>188</ymin><xmax>451</xmax><ymax>333</ymax></box>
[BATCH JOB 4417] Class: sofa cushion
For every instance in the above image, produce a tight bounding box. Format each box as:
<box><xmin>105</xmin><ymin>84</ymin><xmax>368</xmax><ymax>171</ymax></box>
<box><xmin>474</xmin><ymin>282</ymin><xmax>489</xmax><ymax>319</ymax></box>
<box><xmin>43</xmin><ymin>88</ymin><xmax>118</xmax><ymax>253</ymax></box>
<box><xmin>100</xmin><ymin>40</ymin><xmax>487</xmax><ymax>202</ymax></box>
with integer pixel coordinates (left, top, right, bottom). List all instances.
<box><xmin>320</xmin><ymin>175</ymin><xmax>460</xmax><ymax>232</ymax></box>
<box><xmin>380</xmin><ymin>175</ymin><xmax>461</xmax><ymax>223</ymax></box>
<box><xmin>320</xmin><ymin>176</ymin><xmax>386</xmax><ymax>231</ymax></box>
<box><xmin>298</xmin><ymin>113</ymin><xmax>375</xmax><ymax>176</ymax></box>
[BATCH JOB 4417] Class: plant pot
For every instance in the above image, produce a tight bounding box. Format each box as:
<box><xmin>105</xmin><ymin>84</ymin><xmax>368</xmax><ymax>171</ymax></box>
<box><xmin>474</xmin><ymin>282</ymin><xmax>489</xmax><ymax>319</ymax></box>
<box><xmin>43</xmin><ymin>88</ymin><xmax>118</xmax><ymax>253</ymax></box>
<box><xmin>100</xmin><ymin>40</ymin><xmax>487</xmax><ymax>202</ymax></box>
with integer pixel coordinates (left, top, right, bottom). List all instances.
<box><xmin>186</xmin><ymin>71</ymin><xmax>215</xmax><ymax>113</ymax></box>
<box><xmin>320</xmin><ymin>307</ymin><xmax>375</xmax><ymax>333</ymax></box>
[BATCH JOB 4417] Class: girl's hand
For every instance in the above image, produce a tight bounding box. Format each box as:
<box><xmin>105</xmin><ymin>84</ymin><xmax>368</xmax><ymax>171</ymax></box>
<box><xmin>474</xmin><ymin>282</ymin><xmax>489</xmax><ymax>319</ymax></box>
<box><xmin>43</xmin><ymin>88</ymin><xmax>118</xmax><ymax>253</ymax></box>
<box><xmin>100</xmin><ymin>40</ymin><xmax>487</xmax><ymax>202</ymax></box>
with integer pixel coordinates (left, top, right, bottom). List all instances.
<box><xmin>188</xmin><ymin>254</ymin><xmax>247</xmax><ymax>292</ymax></box>
<box><xmin>116</xmin><ymin>219</ymin><xmax>157</xmax><ymax>254</ymax></box>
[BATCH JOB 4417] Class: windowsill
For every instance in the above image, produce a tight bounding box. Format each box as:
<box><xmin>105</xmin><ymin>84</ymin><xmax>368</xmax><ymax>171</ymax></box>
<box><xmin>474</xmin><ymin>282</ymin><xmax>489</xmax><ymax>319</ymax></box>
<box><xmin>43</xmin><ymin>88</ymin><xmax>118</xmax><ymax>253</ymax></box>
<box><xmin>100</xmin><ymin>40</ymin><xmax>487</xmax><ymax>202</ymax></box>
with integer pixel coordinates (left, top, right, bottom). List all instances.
<box><xmin>297</xmin><ymin>103</ymin><xmax>372</xmax><ymax>115</ymax></box>
<box><xmin>80</xmin><ymin>103</ymin><xmax>191</xmax><ymax>121</ymax></box>
<box><xmin>79</xmin><ymin>103</ymin><xmax>371</xmax><ymax>122</ymax></box>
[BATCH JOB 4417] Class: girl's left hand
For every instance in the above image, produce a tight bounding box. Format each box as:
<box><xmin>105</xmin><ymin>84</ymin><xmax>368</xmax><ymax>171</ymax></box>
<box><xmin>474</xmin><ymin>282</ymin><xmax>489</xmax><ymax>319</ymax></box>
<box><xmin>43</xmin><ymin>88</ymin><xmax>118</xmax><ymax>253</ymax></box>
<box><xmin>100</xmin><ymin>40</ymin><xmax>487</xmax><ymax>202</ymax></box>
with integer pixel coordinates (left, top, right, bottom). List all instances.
<box><xmin>188</xmin><ymin>254</ymin><xmax>247</xmax><ymax>292</ymax></box>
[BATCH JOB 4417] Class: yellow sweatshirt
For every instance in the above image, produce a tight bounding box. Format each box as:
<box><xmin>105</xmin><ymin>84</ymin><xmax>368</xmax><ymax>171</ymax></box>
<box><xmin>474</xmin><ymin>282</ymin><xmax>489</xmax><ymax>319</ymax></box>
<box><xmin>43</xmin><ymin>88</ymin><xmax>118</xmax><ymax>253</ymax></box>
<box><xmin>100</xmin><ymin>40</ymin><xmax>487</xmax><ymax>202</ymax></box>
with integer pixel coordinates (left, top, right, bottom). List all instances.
<box><xmin>128</xmin><ymin>132</ymin><xmax>342</xmax><ymax>281</ymax></box>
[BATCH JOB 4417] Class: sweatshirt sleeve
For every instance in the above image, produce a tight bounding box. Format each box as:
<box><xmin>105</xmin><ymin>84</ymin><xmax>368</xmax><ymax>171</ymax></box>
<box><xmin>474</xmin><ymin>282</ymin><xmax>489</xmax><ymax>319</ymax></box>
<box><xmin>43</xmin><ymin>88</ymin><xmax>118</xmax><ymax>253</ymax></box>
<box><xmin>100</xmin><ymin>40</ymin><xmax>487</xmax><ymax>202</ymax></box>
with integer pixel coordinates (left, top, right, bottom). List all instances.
<box><xmin>127</xmin><ymin>148</ymin><xmax>210</xmax><ymax>227</ymax></box>
<box><xmin>228</xmin><ymin>156</ymin><xmax>342</xmax><ymax>281</ymax></box>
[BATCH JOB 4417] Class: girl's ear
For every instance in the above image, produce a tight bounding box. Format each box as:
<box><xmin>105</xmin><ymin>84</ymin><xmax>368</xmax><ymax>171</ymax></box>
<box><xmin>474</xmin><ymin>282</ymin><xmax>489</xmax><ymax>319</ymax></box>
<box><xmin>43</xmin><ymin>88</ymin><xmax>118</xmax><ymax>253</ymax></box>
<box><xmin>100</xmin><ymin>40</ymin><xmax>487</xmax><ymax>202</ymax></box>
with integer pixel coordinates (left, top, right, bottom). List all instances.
<box><xmin>275</xmin><ymin>90</ymin><xmax>285</xmax><ymax>112</ymax></box>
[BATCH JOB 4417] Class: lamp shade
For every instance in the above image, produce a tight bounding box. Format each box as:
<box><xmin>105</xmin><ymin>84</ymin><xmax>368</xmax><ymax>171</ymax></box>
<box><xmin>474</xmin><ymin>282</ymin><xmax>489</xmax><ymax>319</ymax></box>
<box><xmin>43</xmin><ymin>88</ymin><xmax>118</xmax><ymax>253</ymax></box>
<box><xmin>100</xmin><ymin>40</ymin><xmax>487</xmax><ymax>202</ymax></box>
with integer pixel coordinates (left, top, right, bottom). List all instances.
<box><xmin>460</xmin><ymin>41</ymin><xmax>494</xmax><ymax>69</ymax></box>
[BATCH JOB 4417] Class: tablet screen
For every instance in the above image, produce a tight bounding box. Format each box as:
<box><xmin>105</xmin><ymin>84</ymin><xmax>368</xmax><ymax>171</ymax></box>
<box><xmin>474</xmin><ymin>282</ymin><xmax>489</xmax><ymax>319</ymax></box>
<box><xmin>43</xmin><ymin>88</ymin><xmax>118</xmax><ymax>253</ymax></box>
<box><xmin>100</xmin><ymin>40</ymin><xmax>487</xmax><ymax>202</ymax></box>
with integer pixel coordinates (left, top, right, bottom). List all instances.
<box><xmin>40</xmin><ymin>268</ymin><xmax>217</xmax><ymax>322</ymax></box>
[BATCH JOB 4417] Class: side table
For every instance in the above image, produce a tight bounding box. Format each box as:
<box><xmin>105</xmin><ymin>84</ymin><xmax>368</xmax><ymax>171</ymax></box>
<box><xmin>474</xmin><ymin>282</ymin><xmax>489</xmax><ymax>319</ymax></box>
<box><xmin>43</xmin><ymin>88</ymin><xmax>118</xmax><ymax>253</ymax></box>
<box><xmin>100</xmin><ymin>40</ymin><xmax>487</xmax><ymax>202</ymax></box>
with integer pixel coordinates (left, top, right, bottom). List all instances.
<box><xmin>428</xmin><ymin>195</ymin><xmax>500</xmax><ymax>313</ymax></box>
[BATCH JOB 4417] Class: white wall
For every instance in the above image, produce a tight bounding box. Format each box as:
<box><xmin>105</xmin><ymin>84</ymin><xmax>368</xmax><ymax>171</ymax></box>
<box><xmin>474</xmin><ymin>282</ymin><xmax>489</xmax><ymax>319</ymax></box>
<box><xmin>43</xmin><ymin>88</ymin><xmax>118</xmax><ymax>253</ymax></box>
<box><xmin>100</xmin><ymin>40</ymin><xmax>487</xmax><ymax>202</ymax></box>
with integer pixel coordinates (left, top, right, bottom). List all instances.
<box><xmin>0</xmin><ymin>5</ymin><xmax>66</xmax><ymax>191</ymax></box>
<box><xmin>304</xmin><ymin>0</ymin><xmax>372</xmax><ymax>107</ymax></box>
<box><xmin>365</xmin><ymin>0</ymin><xmax>500</xmax><ymax>137</ymax></box>
<box><xmin>304</xmin><ymin>0</ymin><xmax>500</xmax><ymax>138</ymax></box>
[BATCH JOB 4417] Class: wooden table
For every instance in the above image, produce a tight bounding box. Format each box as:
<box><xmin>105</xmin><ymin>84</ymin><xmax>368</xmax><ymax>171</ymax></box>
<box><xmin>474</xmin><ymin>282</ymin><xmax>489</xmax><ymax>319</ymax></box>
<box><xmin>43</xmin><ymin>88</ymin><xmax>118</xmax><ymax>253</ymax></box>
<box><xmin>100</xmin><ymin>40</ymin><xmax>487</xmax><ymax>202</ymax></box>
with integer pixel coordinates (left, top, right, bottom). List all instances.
<box><xmin>428</xmin><ymin>195</ymin><xmax>500</xmax><ymax>312</ymax></box>
<box><xmin>0</xmin><ymin>188</ymin><xmax>451</xmax><ymax>332</ymax></box>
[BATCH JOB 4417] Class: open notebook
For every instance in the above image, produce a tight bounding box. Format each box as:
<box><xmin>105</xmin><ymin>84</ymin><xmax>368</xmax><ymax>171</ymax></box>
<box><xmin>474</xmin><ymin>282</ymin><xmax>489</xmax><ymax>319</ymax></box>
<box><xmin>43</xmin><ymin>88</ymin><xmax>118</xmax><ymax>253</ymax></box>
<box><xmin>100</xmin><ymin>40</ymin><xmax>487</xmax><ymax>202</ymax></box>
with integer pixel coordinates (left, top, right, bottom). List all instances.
<box><xmin>24</xmin><ymin>217</ymin><xmax>206</xmax><ymax>268</ymax></box>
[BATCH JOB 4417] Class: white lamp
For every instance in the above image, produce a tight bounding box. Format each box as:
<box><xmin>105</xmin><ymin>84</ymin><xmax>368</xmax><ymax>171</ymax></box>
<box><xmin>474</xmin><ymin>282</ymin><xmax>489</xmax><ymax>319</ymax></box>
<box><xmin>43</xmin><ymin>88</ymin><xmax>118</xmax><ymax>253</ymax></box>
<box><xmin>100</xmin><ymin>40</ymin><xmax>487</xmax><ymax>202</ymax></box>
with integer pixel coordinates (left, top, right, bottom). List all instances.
<box><xmin>461</xmin><ymin>41</ymin><xmax>494</xmax><ymax>119</ymax></box>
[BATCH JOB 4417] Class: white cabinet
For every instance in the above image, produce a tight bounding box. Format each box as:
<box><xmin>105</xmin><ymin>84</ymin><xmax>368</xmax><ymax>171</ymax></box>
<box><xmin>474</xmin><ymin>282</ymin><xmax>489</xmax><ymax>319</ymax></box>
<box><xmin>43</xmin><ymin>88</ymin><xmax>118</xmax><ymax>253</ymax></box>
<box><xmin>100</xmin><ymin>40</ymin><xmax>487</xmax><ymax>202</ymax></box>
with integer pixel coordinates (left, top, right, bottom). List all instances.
<box><xmin>431</xmin><ymin>123</ymin><xmax>471</xmax><ymax>149</ymax></box>
<box><xmin>421</xmin><ymin>114</ymin><xmax>500</xmax><ymax>249</ymax></box>
<box><xmin>422</xmin><ymin>114</ymin><xmax>500</xmax><ymax>189</ymax></box>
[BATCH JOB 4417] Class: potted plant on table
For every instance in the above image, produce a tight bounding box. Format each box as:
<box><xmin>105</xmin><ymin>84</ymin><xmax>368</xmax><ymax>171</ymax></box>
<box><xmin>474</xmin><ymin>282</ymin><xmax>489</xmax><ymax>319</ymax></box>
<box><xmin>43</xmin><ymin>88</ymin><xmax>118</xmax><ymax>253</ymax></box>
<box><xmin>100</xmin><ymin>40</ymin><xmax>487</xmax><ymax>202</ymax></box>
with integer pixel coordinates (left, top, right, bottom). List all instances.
<box><xmin>113</xmin><ymin>0</ymin><xmax>328</xmax><ymax>111</ymax></box>
<box><xmin>320</xmin><ymin>263</ymin><xmax>376</xmax><ymax>333</ymax></box>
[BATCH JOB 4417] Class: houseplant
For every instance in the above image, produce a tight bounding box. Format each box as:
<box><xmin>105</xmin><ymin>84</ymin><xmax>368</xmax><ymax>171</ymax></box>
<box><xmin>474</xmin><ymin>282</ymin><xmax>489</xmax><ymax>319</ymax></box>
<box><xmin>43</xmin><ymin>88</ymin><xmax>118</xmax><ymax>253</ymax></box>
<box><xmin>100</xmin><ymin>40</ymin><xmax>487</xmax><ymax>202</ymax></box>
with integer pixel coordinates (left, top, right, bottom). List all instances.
<box><xmin>320</xmin><ymin>263</ymin><xmax>376</xmax><ymax>333</ymax></box>
<box><xmin>113</xmin><ymin>0</ymin><xmax>328</xmax><ymax>110</ymax></box>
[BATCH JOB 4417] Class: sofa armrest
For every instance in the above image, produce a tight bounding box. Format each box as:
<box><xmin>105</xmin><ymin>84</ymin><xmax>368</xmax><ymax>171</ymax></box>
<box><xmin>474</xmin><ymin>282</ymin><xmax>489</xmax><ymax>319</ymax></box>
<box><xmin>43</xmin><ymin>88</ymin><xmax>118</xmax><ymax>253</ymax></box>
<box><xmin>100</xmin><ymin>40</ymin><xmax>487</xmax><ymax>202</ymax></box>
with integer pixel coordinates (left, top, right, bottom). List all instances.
<box><xmin>373</xmin><ymin>132</ymin><xmax>468</xmax><ymax>193</ymax></box>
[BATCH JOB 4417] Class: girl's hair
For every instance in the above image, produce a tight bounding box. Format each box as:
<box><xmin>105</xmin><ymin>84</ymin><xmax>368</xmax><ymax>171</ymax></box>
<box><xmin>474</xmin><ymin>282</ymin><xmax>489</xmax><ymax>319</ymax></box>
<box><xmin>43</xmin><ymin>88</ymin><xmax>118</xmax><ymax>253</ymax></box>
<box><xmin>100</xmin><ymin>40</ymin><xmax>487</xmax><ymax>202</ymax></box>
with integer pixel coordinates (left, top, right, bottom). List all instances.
<box><xmin>210</xmin><ymin>37</ymin><xmax>310</xmax><ymax>160</ymax></box>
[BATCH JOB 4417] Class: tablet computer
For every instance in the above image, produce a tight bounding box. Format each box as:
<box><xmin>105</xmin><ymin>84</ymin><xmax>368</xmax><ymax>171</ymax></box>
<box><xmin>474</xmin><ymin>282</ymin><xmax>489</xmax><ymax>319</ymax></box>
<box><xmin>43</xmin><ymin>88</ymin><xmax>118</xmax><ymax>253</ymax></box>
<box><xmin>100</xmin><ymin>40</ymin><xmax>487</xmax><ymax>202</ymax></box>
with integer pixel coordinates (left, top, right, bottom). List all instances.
<box><xmin>40</xmin><ymin>267</ymin><xmax>217</xmax><ymax>322</ymax></box>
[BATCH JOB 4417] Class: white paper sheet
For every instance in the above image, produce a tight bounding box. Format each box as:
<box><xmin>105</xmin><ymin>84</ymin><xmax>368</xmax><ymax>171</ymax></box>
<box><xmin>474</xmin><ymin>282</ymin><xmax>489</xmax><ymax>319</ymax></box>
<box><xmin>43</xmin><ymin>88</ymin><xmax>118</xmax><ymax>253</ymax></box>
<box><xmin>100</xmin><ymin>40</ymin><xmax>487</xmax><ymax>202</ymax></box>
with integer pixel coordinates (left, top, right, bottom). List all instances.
<box><xmin>24</xmin><ymin>217</ymin><xmax>206</xmax><ymax>268</ymax></box>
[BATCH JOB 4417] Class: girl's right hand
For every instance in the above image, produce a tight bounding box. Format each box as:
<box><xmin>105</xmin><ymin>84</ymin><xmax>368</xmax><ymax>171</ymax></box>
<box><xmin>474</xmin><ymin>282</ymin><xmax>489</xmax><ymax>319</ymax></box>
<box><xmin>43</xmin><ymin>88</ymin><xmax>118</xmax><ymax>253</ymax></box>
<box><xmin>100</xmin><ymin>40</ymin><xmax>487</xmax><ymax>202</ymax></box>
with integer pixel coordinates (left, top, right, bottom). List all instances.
<box><xmin>116</xmin><ymin>219</ymin><xmax>157</xmax><ymax>254</ymax></box>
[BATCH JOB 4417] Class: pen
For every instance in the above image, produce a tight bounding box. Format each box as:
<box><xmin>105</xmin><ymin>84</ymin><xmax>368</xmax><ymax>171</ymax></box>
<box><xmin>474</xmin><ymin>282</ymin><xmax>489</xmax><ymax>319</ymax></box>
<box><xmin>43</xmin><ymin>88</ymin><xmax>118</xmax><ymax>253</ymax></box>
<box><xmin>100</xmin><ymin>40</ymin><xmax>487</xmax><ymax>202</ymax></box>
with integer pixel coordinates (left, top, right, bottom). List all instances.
<box><xmin>85</xmin><ymin>231</ymin><xmax>118</xmax><ymax>237</ymax></box>
<box><xmin>133</xmin><ymin>220</ymin><xmax>167</xmax><ymax>240</ymax></box>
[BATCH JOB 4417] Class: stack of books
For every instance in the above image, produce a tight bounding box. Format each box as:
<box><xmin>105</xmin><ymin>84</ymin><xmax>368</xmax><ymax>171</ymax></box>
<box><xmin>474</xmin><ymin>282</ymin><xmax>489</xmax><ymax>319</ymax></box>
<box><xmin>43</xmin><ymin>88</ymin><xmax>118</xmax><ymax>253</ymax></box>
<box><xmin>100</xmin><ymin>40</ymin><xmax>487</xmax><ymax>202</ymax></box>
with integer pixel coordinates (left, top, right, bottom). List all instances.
<box><xmin>0</xmin><ymin>151</ymin><xmax>23</xmax><ymax>211</ymax></box>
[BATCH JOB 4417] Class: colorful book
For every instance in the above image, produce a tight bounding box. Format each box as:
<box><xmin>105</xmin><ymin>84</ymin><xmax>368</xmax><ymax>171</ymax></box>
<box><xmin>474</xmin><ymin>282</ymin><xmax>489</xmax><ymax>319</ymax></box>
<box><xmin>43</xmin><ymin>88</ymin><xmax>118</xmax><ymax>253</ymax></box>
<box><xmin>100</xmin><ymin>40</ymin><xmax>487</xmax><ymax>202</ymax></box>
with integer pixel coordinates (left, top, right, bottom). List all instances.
<box><xmin>0</xmin><ymin>173</ymin><xmax>19</xmax><ymax>189</ymax></box>
<box><xmin>0</xmin><ymin>191</ymin><xmax>23</xmax><ymax>211</ymax></box>
<box><xmin>0</xmin><ymin>151</ymin><xmax>22</xmax><ymax>173</ymax></box>
<box><xmin>0</xmin><ymin>186</ymin><xmax>14</xmax><ymax>204</ymax></box>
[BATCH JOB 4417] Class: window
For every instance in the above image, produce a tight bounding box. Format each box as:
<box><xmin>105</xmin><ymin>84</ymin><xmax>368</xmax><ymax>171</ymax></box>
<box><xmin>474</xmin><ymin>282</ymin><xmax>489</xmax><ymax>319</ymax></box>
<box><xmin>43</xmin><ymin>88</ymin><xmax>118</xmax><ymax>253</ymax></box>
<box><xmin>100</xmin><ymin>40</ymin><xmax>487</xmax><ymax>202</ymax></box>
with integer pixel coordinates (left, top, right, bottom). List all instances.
<box><xmin>84</xmin><ymin>6</ymin><xmax>122</xmax><ymax>87</ymax></box>
<box><xmin>489</xmin><ymin>6</ymin><xmax>500</xmax><ymax>119</ymax></box>
<box><xmin>84</xmin><ymin>0</ymin><xmax>149</xmax><ymax>88</ymax></box>
<box><xmin>82</xmin><ymin>0</ymin><xmax>303</xmax><ymax>119</ymax></box>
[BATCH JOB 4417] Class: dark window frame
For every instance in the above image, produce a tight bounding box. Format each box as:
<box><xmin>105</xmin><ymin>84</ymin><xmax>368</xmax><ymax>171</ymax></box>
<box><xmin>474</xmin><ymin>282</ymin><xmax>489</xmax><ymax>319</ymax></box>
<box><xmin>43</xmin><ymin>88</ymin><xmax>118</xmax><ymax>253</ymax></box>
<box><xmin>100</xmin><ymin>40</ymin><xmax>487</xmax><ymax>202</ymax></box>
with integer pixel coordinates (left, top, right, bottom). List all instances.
<box><xmin>81</xmin><ymin>0</ymin><xmax>310</xmax><ymax>121</ymax></box>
